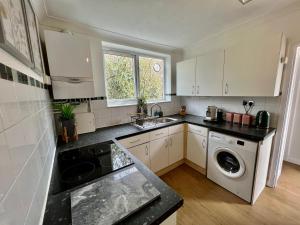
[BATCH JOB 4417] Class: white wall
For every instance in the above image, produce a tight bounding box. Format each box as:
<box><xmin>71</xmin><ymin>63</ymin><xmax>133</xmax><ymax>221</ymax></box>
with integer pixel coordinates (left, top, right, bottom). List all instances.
<box><xmin>0</xmin><ymin>51</ymin><xmax>56</xmax><ymax>225</ymax></box>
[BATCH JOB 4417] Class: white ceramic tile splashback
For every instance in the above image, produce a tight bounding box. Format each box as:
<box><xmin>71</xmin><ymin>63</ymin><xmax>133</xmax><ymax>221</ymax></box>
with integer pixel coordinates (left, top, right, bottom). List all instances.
<box><xmin>181</xmin><ymin>96</ymin><xmax>281</xmax><ymax>127</ymax></box>
<box><xmin>0</xmin><ymin>133</ymin><xmax>13</xmax><ymax>202</ymax></box>
<box><xmin>90</xmin><ymin>96</ymin><xmax>181</xmax><ymax>129</ymax></box>
<box><xmin>0</xmin><ymin>76</ymin><xmax>56</xmax><ymax>225</ymax></box>
<box><xmin>0</xmin><ymin>80</ymin><xmax>22</xmax><ymax>130</ymax></box>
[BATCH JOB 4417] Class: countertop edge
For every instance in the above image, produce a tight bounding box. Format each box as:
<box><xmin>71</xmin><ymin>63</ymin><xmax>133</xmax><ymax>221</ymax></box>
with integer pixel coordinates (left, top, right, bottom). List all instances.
<box><xmin>58</xmin><ymin>114</ymin><xmax>276</xmax><ymax>152</ymax></box>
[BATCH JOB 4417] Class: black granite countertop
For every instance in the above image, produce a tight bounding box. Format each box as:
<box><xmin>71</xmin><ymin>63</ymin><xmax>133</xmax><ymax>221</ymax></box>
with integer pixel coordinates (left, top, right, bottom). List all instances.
<box><xmin>43</xmin><ymin>141</ymin><xmax>183</xmax><ymax>225</ymax></box>
<box><xmin>44</xmin><ymin>114</ymin><xmax>275</xmax><ymax>225</ymax></box>
<box><xmin>57</xmin><ymin>114</ymin><xmax>276</xmax><ymax>153</ymax></box>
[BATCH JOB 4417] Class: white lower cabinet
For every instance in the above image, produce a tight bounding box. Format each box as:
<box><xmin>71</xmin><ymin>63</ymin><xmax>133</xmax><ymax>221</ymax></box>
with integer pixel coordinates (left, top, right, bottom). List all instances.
<box><xmin>187</xmin><ymin>131</ymin><xmax>207</xmax><ymax>168</ymax></box>
<box><xmin>119</xmin><ymin>124</ymin><xmax>184</xmax><ymax>173</ymax></box>
<box><xmin>168</xmin><ymin>132</ymin><xmax>184</xmax><ymax>165</ymax></box>
<box><xmin>149</xmin><ymin>136</ymin><xmax>169</xmax><ymax>173</ymax></box>
<box><xmin>161</xmin><ymin>212</ymin><xmax>177</xmax><ymax>225</ymax></box>
<box><xmin>128</xmin><ymin>143</ymin><xmax>150</xmax><ymax>168</ymax></box>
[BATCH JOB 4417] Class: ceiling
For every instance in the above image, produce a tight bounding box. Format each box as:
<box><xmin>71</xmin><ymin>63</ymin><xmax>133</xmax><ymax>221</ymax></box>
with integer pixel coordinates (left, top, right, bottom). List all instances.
<box><xmin>43</xmin><ymin>0</ymin><xmax>297</xmax><ymax>48</ymax></box>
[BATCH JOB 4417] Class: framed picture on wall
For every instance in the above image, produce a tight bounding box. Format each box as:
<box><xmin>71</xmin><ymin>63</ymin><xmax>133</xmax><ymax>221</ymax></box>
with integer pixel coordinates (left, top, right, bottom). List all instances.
<box><xmin>0</xmin><ymin>0</ymin><xmax>33</xmax><ymax>67</ymax></box>
<box><xmin>23</xmin><ymin>0</ymin><xmax>44</xmax><ymax>75</ymax></box>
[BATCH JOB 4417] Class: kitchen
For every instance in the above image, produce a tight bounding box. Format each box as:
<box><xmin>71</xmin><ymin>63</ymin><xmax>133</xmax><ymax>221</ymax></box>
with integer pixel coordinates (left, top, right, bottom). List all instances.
<box><xmin>1</xmin><ymin>0</ymin><xmax>300</xmax><ymax>225</ymax></box>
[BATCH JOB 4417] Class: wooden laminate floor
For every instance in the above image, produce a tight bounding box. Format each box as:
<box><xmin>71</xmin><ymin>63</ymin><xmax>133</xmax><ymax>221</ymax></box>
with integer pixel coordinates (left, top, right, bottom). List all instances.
<box><xmin>161</xmin><ymin>162</ymin><xmax>300</xmax><ymax>225</ymax></box>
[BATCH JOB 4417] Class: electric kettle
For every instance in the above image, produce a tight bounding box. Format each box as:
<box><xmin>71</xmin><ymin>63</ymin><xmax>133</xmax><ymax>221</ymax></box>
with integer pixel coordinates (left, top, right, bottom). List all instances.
<box><xmin>255</xmin><ymin>111</ymin><xmax>270</xmax><ymax>129</ymax></box>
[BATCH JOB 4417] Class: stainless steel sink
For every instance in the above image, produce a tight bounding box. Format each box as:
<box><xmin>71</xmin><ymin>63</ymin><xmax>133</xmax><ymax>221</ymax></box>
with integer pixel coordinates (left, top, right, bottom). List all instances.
<box><xmin>132</xmin><ymin>117</ymin><xmax>178</xmax><ymax>129</ymax></box>
<box><xmin>156</xmin><ymin>117</ymin><xmax>178</xmax><ymax>123</ymax></box>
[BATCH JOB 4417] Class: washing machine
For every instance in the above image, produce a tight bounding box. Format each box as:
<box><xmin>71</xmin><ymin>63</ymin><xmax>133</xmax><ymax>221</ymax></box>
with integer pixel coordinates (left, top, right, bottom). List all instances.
<box><xmin>207</xmin><ymin>131</ymin><xmax>258</xmax><ymax>203</ymax></box>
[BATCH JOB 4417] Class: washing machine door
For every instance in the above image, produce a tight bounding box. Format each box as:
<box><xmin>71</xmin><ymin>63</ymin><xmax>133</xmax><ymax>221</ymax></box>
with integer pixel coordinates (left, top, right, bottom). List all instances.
<box><xmin>213</xmin><ymin>147</ymin><xmax>245</xmax><ymax>178</ymax></box>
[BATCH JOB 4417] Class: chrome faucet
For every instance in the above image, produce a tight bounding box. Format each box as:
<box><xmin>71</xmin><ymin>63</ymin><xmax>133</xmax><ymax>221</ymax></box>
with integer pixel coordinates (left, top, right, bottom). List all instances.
<box><xmin>150</xmin><ymin>103</ymin><xmax>162</xmax><ymax>117</ymax></box>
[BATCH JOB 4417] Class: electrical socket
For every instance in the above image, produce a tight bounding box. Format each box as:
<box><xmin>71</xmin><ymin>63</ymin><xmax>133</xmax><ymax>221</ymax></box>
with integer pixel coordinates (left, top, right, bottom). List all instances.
<box><xmin>248</xmin><ymin>101</ymin><xmax>255</xmax><ymax>107</ymax></box>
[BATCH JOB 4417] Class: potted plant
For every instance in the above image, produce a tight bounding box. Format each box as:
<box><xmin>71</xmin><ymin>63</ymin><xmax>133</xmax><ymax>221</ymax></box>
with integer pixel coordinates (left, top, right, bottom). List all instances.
<box><xmin>54</xmin><ymin>103</ymin><xmax>76</xmax><ymax>141</ymax></box>
<box><xmin>137</xmin><ymin>96</ymin><xmax>148</xmax><ymax>115</ymax></box>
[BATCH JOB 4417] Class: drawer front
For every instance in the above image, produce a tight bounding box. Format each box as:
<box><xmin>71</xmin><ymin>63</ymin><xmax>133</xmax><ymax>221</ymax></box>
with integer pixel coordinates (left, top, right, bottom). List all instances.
<box><xmin>150</xmin><ymin>127</ymin><xmax>169</xmax><ymax>141</ymax></box>
<box><xmin>169</xmin><ymin>124</ymin><xmax>184</xmax><ymax>135</ymax></box>
<box><xmin>188</xmin><ymin>124</ymin><xmax>208</xmax><ymax>137</ymax></box>
<box><xmin>118</xmin><ymin>133</ymin><xmax>150</xmax><ymax>148</ymax></box>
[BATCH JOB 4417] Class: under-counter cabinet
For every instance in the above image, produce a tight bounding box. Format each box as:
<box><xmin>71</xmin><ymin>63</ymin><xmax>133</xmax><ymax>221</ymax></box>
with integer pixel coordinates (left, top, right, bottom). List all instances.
<box><xmin>186</xmin><ymin>124</ymin><xmax>208</xmax><ymax>169</ymax></box>
<box><xmin>128</xmin><ymin>143</ymin><xmax>150</xmax><ymax>168</ymax></box>
<box><xmin>149</xmin><ymin>136</ymin><xmax>169</xmax><ymax>172</ymax></box>
<box><xmin>168</xmin><ymin>125</ymin><xmax>184</xmax><ymax>165</ymax></box>
<box><xmin>118</xmin><ymin>125</ymin><xmax>184</xmax><ymax>173</ymax></box>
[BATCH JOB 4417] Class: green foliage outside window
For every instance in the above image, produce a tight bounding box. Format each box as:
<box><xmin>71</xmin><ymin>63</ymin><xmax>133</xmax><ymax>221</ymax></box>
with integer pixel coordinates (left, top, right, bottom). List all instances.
<box><xmin>104</xmin><ymin>53</ymin><xmax>165</xmax><ymax>102</ymax></box>
<box><xmin>139</xmin><ymin>56</ymin><xmax>164</xmax><ymax>100</ymax></box>
<box><xmin>104</xmin><ymin>54</ymin><xmax>136</xmax><ymax>100</ymax></box>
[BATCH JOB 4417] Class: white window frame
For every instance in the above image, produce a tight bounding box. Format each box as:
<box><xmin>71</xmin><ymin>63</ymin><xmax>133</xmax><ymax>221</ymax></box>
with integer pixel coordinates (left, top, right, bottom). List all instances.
<box><xmin>103</xmin><ymin>47</ymin><xmax>169</xmax><ymax>107</ymax></box>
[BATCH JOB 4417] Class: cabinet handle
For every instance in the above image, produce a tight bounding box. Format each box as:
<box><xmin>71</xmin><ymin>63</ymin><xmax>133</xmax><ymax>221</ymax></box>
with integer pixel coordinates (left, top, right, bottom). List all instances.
<box><xmin>145</xmin><ymin>145</ymin><xmax>149</xmax><ymax>156</ymax></box>
<box><xmin>68</xmin><ymin>78</ymin><xmax>82</xmax><ymax>83</ymax></box>
<box><xmin>225</xmin><ymin>83</ymin><xmax>229</xmax><ymax>95</ymax></box>
<box><xmin>155</xmin><ymin>132</ymin><xmax>164</xmax><ymax>136</ymax></box>
<box><xmin>169</xmin><ymin>137</ymin><xmax>173</xmax><ymax>147</ymax></box>
<box><xmin>165</xmin><ymin>139</ymin><xmax>168</xmax><ymax>148</ymax></box>
<box><xmin>130</xmin><ymin>139</ymin><xmax>140</xmax><ymax>144</ymax></box>
<box><xmin>202</xmin><ymin>139</ymin><xmax>206</xmax><ymax>149</ymax></box>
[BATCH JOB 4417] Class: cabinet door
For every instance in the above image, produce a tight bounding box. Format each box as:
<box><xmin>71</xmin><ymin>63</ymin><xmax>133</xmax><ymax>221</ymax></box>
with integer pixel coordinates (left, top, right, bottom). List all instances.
<box><xmin>150</xmin><ymin>137</ymin><xmax>169</xmax><ymax>172</ymax></box>
<box><xmin>187</xmin><ymin>132</ymin><xmax>207</xmax><ymax>168</ymax></box>
<box><xmin>196</xmin><ymin>50</ymin><xmax>224</xmax><ymax>96</ymax></box>
<box><xmin>169</xmin><ymin>132</ymin><xmax>184</xmax><ymax>165</ymax></box>
<box><xmin>128</xmin><ymin>143</ymin><xmax>150</xmax><ymax>168</ymax></box>
<box><xmin>223</xmin><ymin>32</ymin><xmax>285</xmax><ymax>96</ymax></box>
<box><xmin>176</xmin><ymin>58</ymin><xmax>196</xmax><ymax>96</ymax></box>
<box><xmin>45</xmin><ymin>30</ymin><xmax>93</xmax><ymax>78</ymax></box>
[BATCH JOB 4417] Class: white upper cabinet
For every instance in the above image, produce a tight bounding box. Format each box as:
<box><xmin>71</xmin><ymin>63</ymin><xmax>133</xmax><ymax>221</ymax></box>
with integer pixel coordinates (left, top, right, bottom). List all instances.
<box><xmin>44</xmin><ymin>30</ymin><xmax>106</xmax><ymax>99</ymax></box>
<box><xmin>223</xmin><ymin>32</ymin><xmax>286</xmax><ymax>96</ymax></box>
<box><xmin>196</xmin><ymin>50</ymin><xmax>224</xmax><ymax>96</ymax></box>
<box><xmin>45</xmin><ymin>30</ymin><xmax>93</xmax><ymax>78</ymax></box>
<box><xmin>176</xmin><ymin>58</ymin><xmax>196</xmax><ymax>96</ymax></box>
<box><xmin>176</xmin><ymin>32</ymin><xmax>286</xmax><ymax>97</ymax></box>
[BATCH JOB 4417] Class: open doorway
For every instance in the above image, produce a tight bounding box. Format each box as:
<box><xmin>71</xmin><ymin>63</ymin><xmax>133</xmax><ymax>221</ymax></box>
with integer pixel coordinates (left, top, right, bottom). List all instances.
<box><xmin>284</xmin><ymin>47</ymin><xmax>300</xmax><ymax>164</ymax></box>
<box><xmin>268</xmin><ymin>46</ymin><xmax>300</xmax><ymax>187</ymax></box>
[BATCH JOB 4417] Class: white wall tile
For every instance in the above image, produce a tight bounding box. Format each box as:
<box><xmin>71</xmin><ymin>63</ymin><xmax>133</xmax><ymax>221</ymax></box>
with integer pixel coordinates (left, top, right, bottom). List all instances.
<box><xmin>0</xmin><ymin>116</ymin><xmax>3</xmax><ymax>133</ymax></box>
<box><xmin>0</xmin><ymin>178</ymin><xmax>26</xmax><ymax>225</ymax></box>
<box><xmin>181</xmin><ymin>96</ymin><xmax>281</xmax><ymax>127</ymax></box>
<box><xmin>0</xmin><ymin>80</ymin><xmax>22</xmax><ymax>129</ymax></box>
<box><xmin>0</xmin><ymin>133</ymin><xmax>14</xmax><ymax>202</ymax></box>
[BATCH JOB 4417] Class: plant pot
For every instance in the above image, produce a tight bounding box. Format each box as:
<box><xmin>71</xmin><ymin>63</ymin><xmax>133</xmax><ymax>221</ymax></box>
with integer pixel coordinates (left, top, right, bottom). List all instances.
<box><xmin>61</xmin><ymin>119</ymin><xmax>75</xmax><ymax>137</ymax></box>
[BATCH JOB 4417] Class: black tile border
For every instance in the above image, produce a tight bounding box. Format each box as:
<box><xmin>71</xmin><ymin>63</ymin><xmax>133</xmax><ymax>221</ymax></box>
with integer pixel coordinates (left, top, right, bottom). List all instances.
<box><xmin>52</xmin><ymin>96</ymin><xmax>107</xmax><ymax>103</ymax></box>
<box><xmin>0</xmin><ymin>62</ymin><xmax>47</xmax><ymax>89</ymax></box>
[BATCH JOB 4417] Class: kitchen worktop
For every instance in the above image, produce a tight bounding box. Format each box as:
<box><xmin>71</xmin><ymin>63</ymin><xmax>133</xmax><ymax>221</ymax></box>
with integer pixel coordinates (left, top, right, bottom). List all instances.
<box><xmin>57</xmin><ymin>114</ymin><xmax>276</xmax><ymax>153</ymax></box>
<box><xmin>44</xmin><ymin>114</ymin><xmax>275</xmax><ymax>225</ymax></box>
<box><xmin>43</xmin><ymin>140</ymin><xmax>183</xmax><ymax>225</ymax></box>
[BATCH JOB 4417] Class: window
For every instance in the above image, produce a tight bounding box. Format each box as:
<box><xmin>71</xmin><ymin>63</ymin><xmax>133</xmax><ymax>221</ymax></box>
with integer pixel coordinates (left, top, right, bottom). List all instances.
<box><xmin>103</xmin><ymin>49</ymin><xmax>167</xmax><ymax>106</ymax></box>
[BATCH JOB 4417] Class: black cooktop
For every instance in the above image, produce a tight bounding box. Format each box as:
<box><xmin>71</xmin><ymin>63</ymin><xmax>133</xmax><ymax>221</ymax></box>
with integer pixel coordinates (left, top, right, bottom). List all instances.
<box><xmin>52</xmin><ymin>141</ymin><xmax>134</xmax><ymax>194</ymax></box>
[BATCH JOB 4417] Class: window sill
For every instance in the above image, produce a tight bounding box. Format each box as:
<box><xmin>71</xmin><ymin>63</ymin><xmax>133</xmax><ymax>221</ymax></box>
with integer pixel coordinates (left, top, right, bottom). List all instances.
<box><xmin>107</xmin><ymin>99</ymin><xmax>171</xmax><ymax>108</ymax></box>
